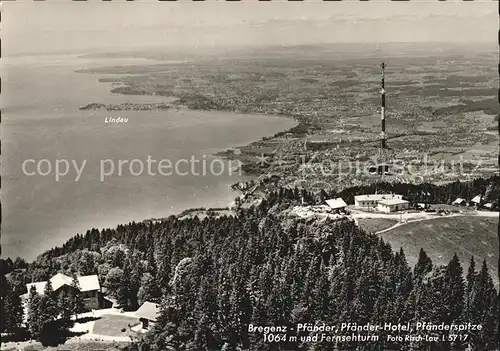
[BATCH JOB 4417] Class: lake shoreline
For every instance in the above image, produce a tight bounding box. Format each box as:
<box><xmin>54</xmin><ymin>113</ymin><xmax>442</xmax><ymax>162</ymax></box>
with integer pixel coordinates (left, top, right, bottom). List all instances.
<box><xmin>1</xmin><ymin>59</ymin><xmax>299</xmax><ymax>261</ymax></box>
<box><xmin>1</xmin><ymin>55</ymin><xmax>299</xmax><ymax>261</ymax></box>
<box><xmin>78</xmin><ymin>74</ymin><xmax>302</xmax><ymax>178</ymax></box>
<box><xmin>71</xmin><ymin>76</ymin><xmax>300</xmax><ymax>247</ymax></box>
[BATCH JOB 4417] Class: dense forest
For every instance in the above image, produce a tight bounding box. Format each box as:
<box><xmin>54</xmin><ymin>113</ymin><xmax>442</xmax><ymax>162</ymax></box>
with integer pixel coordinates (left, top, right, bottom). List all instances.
<box><xmin>1</xmin><ymin>177</ymin><xmax>499</xmax><ymax>350</ymax></box>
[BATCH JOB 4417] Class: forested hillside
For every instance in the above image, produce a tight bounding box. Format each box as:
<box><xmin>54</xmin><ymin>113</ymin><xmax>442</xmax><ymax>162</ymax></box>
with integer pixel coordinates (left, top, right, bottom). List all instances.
<box><xmin>1</xmin><ymin>183</ymin><xmax>499</xmax><ymax>350</ymax></box>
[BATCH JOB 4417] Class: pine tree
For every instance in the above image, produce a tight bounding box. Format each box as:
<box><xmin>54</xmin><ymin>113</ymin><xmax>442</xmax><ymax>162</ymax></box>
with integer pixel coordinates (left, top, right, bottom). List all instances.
<box><xmin>352</xmin><ymin>264</ymin><xmax>380</xmax><ymax>325</ymax></box>
<box><xmin>435</xmin><ymin>254</ymin><xmax>465</xmax><ymax>350</ymax></box>
<box><xmin>137</xmin><ymin>273</ymin><xmax>162</xmax><ymax>306</ymax></box>
<box><xmin>468</xmin><ymin>260</ymin><xmax>498</xmax><ymax>350</ymax></box>
<box><xmin>414</xmin><ymin>248</ymin><xmax>433</xmax><ymax>280</ymax></box>
<box><xmin>128</xmin><ymin>257</ymin><xmax>143</xmax><ymax>310</ymax></box>
<box><xmin>42</xmin><ymin>279</ymin><xmax>58</xmax><ymax>321</ymax></box>
<box><xmin>117</xmin><ymin>261</ymin><xmax>132</xmax><ymax>310</ymax></box>
<box><xmin>464</xmin><ymin>256</ymin><xmax>476</xmax><ymax>322</ymax></box>
<box><xmin>70</xmin><ymin>275</ymin><xmax>85</xmax><ymax>320</ymax></box>
<box><xmin>58</xmin><ymin>290</ymin><xmax>74</xmax><ymax>330</ymax></box>
<box><xmin>27</xmin><ymin>286</ymin><xmax>42</xmax><ymax>339</ymax></box>
<box><xmin>146</xmin><ymin>248</ymin><xmax>158</xmax><ymax>278</ymax></box>
<box><xmin>444</xmin><ymin>254</ymin><xmax>464</xmax><ymax>322</ymax></box>
<box><xmin>417</xmin><ymin>267</ymin><xmax>448</xmax><ymax>350</ymax></box>
<box><xmin>311</xmin><ymin>270</ymin><xmax>330</xmax><ymax>322</ymax></box>
<box><xmin>32</xmin><ymin>279</ymin><xmax>61</xmax><ymax>346</ymax></box>
<box><xmin>152</xmin><ymin>295</ymin><xmax>182</xmax><ymax>351</ymax></box>
<box><xmin>1</xmin><ymin>279</ymin><xmax>23</xmax><ymax>332</ymax></box>
<box><xmin>193</xmin><ymin>274</ymin><xmax>219</xmax><ymax>350</ymax></box>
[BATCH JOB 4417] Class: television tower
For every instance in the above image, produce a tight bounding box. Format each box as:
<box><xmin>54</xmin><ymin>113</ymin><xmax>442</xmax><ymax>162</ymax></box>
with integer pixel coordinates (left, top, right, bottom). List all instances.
<box><xmin>380</xmin><ymin>62</ymin><xmax>387</xmax><ymax>149</ymax></box>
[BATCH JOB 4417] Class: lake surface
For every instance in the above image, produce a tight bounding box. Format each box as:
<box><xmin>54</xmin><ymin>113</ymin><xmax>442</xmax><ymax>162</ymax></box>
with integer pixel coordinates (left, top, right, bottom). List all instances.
<box><xmin>1</xmin><ymin>54</ymin><xmax>296</xmax><ymax>260</ymax></box>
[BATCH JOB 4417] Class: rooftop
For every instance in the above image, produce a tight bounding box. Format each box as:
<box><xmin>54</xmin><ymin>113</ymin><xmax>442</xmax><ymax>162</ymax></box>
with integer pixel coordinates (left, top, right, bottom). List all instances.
<box><xmin>26</xmin><ymin>273</ymin><xmax>100</xmax><ymax>294</ymax></box>
<box><xmin>355</xmin><ymin>194</ymin><xmax>403</xmax><ymax>202</ymax></box>
<box><xmin>378</xmin><ymin>199</ymin><xmax>410</xmax><ymax>206</ymax></box>
<box><xmin>325</xmin><ymin>198</ymin><xmax>347</xmax><ymax>209</ymax></box>
<box><xmin>135</xmin><ymin>302</ymin><xmax>160</xmax><ymax>322</ymax></box>
<box><xmin>471</xmin><ymin>195</ymin><xmax>482</xmax><ymax>203</ymax></box>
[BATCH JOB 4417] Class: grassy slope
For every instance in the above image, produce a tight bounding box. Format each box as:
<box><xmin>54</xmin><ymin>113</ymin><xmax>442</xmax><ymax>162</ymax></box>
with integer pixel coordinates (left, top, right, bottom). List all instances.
<box><xmin>379</xmin><ymin>216</ymin><xmax>499</xmax><ymax>286</ymax></box>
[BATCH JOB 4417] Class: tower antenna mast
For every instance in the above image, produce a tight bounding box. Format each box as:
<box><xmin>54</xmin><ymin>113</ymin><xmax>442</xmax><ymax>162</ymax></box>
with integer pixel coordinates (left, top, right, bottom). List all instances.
<box><xmin>381</xmin><ymin>62</ymin><xmax>387</xmax><ymax>149</ymax></box>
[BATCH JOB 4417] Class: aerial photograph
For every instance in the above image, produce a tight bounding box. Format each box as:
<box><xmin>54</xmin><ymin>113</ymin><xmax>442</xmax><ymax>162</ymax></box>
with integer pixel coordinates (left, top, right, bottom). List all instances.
<box><xmin>0</xmin><ymin>1</ymin><xmax>498</xmax><ymax>350</ymax></box>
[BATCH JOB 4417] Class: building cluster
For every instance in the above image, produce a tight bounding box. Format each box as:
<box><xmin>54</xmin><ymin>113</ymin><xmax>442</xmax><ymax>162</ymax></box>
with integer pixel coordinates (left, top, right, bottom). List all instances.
<box><xmin>21</xmin><ymin>273</ymin><xmax>160</xmax><ymax>331</ymax></box>
<box><xmin>325</xmin><ymin>193</ymin><xmax>409</xmax><ymax>213</ymax></box>
<box><xmin>354</xmin><ymin>194</ymin><xmax>409</xmax><ymax>213</ymax></box>
<box><xmin>452</xmin><ymin>195</ymin><xmax>494</xmax><ymax>209</ymax></box>
<box><xmin>325</xmin><ymin>192</ymin><xmax>497</xmax><ymax>214</ymax></box>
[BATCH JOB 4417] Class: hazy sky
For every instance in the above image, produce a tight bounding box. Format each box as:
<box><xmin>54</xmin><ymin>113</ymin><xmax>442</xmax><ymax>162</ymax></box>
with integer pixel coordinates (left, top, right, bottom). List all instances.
<box><xmin>3</xmin><ymin>1</ymin><xmax>497</xmax><ymax>56</ymax></box>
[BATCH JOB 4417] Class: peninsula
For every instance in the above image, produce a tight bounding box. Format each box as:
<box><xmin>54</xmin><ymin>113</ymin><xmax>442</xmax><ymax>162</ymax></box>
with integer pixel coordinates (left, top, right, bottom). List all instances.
<box><xmin>79</xmin><ymin>102</ymin><xmax>173</xmax><ymax>111</ymax></box>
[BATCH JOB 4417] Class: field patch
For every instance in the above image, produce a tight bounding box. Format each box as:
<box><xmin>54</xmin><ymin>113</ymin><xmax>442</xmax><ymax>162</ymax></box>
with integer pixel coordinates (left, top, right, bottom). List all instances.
<box><xmin>91</xmin><ymin>314</ymin><xmax>139</xmax><ymax>337</ymax></box>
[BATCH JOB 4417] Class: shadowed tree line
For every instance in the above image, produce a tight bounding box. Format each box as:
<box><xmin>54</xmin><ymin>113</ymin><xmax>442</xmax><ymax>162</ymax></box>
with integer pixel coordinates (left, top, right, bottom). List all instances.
<box><xmin>324</xmin><ymin>175</ymin><xmax>499</xmax><ymax>209</ymax></box>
